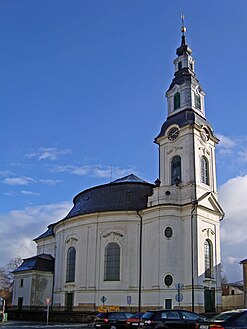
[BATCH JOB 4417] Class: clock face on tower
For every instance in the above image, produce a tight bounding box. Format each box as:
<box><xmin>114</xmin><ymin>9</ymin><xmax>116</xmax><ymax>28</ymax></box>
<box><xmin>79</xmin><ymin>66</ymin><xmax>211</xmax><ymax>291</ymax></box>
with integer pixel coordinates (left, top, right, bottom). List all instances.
<box><xmin>167</xmin><ymin>127</ymin><xmax>180</xmax><ymax>141</ymax></box>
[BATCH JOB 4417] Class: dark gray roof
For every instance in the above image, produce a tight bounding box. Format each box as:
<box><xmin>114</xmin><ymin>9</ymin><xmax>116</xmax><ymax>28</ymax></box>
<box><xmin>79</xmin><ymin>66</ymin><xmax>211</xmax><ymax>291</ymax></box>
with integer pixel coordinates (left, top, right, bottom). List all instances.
<box><xmin>176</xmin><ymin>35</ymin><xmax>192</xmax><ymax>56</ymax></box>
<box><xmin>167</xmin><ymin>35</ymin><xmax>201</xmax><ymax>93</ymax></box>
<box><xmin>155</xmin><ymin>109</ymin><xmax>215</xmax><ymax>141</ymax></box>
<box><xmin>34</xmin><ymin>174</ymin><xmax>154</xmax><ymax>240</ymax></box>
<box><xmin>226</xmin><ymin>281</ymin><xmax>244</xmax><ymax>291</ymax></box>
<box><xmin>34</xmin><ymin>224</ymin><xmax>54</xmax><ymax>241</ymax></box>
<box><xmin>168</xmin><ymin>68</ymin><xmax>200</xmax><ymax>92</ymax></box>
<box><xmin>112</xmin><ymin>174</ymin><xmax>148</xmax><ymax>183</ymax></box>
<box><xmin>64</xmin><ymin>173</ymin><xmax>154</xmax><ymax>220</ymax></box>
<box><xmin>13</xmin><ymin>254</ymin><xmax>54</xmax><ymax>273</ymax></box>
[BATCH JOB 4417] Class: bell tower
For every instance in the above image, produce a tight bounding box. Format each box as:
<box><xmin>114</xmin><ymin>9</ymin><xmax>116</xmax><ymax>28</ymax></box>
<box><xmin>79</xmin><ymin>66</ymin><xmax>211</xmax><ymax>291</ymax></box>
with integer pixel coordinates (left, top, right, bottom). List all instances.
<box><xmin>154</xmin><ymin>16</ymin><xmax>219</xmax><ymax>203</ymax></box>
<box><xmin>145</xmin><ymin>17</ymin><xmax>224</xmax><ymax>313</ymax></box>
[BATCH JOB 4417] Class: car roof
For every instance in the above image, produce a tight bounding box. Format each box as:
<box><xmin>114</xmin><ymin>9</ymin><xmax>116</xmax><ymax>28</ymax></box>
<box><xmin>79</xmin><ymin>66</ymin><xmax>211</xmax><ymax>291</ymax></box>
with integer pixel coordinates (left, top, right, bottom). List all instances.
<box><xmin>99</xmin><ymin>311</ymin><xmax>128</xmax><ymax>314</ymax></box>
<box><xmin>145</xmin><ymin>309</ymin><xmax>183</xmax><ymax>312</ymax></box>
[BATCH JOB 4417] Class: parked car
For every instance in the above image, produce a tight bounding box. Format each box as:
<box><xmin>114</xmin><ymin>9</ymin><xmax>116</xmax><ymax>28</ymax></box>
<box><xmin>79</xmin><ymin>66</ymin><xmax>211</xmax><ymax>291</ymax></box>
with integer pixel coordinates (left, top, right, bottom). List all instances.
<box><xmin>126</xmin><ymin>312</ymin><xmax>144</xmax><ymax>328</ymax></box>
<box><xmin>140</xmin><ymin>309</ymin><xmax>208</xmax><ymax>329</ymax></box>
<box><xmin>95</xmin><ymin>311</ymin><xmax>134</xmax><ymax>329</ymax></box>
<box><xmin>196</xmin><ymin>309</ymin><xmax>247</xmax><ymax>329</ymax></box>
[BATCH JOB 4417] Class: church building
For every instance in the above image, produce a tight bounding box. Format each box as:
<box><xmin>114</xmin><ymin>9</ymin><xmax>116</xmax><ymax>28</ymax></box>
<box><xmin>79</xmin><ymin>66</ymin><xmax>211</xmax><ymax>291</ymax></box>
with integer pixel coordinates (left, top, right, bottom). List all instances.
<box><xmin>12</xmin><ymin>23</ymin><xmax>224</xmax><ymax>314</ymax></box>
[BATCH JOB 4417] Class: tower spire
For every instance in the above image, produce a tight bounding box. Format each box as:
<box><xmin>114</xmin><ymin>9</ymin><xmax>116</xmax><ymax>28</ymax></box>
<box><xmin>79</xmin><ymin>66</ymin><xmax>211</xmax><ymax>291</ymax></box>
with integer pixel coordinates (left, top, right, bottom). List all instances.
<box><xmin>181</xmin><ymin>13</ymin><xmax>186</xmax><ymax>36</ymax></box>
<box><xmin>176</xmin><ymin>14</ymin><xmax>192</xmax><ymax>56</ymax></box>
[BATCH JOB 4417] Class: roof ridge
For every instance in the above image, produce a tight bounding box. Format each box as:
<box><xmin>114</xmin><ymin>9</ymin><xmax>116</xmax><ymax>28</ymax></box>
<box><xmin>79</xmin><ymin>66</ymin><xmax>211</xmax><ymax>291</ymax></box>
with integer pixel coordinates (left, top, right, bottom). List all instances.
<box><xmin>111</xmin><ymin>173</ymin><xmax>148</xmax><ymax>184</ymax></box>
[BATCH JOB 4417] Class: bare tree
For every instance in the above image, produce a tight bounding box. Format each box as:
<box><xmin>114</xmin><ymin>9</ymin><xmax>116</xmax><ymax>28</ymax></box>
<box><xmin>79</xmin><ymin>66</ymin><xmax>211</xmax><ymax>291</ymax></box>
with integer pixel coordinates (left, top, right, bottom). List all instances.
<box><xmin>221</xmin><ymin>264</ymin><xmax>228</xmax><ymax>284</ymax></box>
<box><xmin>0</xmin><ymin>258</ymin><xmax>22</xmax><ymax>303</ymax></box>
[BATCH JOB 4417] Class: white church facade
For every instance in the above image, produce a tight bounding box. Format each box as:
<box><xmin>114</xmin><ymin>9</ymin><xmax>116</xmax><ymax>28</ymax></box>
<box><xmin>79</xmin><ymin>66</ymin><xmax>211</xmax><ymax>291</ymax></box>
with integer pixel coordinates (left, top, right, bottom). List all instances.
<box><xmin>12</xmin><ymin>25</ymin><xmax>224</xmax><ymax>313</ymax></box>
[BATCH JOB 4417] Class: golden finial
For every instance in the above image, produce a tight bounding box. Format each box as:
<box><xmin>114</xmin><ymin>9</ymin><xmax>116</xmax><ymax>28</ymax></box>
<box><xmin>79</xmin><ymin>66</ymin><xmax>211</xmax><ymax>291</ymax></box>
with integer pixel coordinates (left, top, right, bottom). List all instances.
<box><xmin>181</xmin><ymin>13</ymin><xmax>186</xmax><ymax>35</ymax></box>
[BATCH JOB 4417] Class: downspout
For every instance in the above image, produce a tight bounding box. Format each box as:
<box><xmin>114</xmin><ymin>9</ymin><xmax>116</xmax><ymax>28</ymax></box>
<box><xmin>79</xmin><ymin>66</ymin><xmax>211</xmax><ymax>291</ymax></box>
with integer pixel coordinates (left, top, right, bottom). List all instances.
<box><xmin>51</xmin><ymin>245</ymin><xmax>56</xmax><ymax>311</ymax></box>
<box><xmin>191</xmin><ymin>122</ymin><xmax>198</xmax><ymax>312</ymax></box>
<box><xmin>137</xmin><ymin>211</ymin><xmax>143</xmax><ymax>312</ymax></box>
<box><xmin>191</xmin><ymin>201</ymin><xmax>197</xmax><ymax>312</ymax></box>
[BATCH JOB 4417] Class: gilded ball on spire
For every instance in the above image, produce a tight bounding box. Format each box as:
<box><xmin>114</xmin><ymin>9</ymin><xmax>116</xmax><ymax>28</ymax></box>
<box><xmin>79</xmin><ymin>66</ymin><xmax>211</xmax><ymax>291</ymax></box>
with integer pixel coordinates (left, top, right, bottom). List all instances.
<box><xmin>181</xmin><ymin>26</ymin><xmax>186</xmax><ymax>34</ymax></box>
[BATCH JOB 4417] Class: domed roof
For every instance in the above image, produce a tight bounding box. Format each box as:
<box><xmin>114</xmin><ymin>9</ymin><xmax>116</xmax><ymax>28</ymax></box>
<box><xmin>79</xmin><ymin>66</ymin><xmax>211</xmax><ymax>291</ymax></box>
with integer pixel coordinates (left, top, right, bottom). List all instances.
<box><xmin>64</xmin><ymin>174</ymin><xmax>154</xmax><ymax>219</ymax></box>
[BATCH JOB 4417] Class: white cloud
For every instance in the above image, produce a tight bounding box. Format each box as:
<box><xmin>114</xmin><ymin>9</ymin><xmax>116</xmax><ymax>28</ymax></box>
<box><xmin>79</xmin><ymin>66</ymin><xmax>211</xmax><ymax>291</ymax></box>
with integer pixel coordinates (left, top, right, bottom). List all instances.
<box><xmin>21</xmin><ymin>190</ymin><xmax>40</xmax><ymax>196</ymax></box>
<box><xmin>217</xmin><ymin>134</ymin><xmax>236</xmax><ymax>149</ymax></box>
<box><xmin>51</xmin><ymin>164</ymin><xmax>136</xmax><ymax>179</ymax></box>
<box><xmin>219</xmin><ymin>175</ymin><xmax>247</xmax><ymax>281</ymax></box>
<box><xmin>3</xmin><ymin>176</ymin><xmax>35</xmax><ymax>186</ymax></box>
<box><xmin>3</xmin><ymin>176</ymin><xmax>61</xmax><ymax>187</ymax></box>
<box><xmin>0</xmin><ymin>202</ymin><xmax>72</xmax><ymax>267</ymax></box>
<box><xmin>226</xmin><ymin>256</ymin><xmax>239</xmax><ymax>265</ymax></box>
<box><xmin>26</xmin><ymin>147</ymin><xmax>72</xmax><ymax>161</ymax></box>
<box><xmin>39</xmin><ymin>179</ymin><xmax>61</xmax><ymax>185</ymax></box>
<box><xmin>0</xmin><ymin>170</ymin><xmax>14</xmax><ymax>177</ymax></box>
<box><xmin>217</xmin><ymin>134</ymin><xmax>247</xmax><ymax>164</ymax></box>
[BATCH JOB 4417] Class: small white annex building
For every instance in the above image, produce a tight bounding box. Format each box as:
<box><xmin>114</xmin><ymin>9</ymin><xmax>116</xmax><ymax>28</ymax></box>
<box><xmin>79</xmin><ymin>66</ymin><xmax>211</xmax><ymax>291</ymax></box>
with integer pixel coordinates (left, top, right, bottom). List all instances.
<box><xmin>12</xmin><ymin>25</ymin><xmax>224</xmax><ymax>313</ymax></box>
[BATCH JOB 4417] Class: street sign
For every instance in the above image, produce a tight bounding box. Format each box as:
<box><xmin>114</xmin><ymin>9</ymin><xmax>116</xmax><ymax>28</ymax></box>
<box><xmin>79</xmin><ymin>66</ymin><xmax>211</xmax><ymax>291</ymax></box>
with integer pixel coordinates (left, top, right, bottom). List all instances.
<box><xmin>175</xmin><ymin>293</ymin><xmax>183</xmax><ymax>302</ymax></box>
<box><xmin>175</xmin><ymin>283</ymin><xmax>184</xmax><ymax>291</ymax></box>
<box><xmin>98</xmin><ymin>305</ymin><xmax>120</xmax><ymax>312</ymax></box>
<box><xmin>100</xmin><ymin>296</ymin><xmax>107</xmax><ymax>304</ymax></box>
<box><xmin>127</xmin><ymin>296</ymin><xmax>131</xmax><ymax>305</ymax></box>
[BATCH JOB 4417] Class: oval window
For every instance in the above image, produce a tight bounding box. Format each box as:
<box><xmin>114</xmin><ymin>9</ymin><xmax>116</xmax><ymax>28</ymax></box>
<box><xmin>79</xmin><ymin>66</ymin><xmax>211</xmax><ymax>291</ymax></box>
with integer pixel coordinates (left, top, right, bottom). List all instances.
<box><xmin>164</xmin><ymin>226</ymin><xmax>173</xmax><ymax>238</ymax></box>
<box><xmin>164</xmin><ymin>274</ymin><xmax>173</xmax><ymax>287</ymax></box>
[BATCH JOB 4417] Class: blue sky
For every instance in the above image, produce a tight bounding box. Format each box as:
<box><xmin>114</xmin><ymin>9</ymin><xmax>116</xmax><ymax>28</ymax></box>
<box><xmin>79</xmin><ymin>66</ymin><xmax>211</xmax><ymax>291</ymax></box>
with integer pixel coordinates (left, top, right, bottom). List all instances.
<box><xmin>0</xmin><ymin>0</ymin><xmax>247</xmax><ymax>282</ymax></box>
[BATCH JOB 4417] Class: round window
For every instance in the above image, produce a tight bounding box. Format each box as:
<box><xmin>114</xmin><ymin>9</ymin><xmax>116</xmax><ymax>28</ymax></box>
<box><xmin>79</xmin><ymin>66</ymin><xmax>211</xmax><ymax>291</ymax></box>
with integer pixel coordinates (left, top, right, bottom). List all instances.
<box><xmin>164</xmin><ymin>226</ymin><xmax>173</xmax><ymax>239</ymax></box>
<box><xmin>164</xmin><ymin>274</ymin><xmax>173</xmax><ymax>287</ymax></box>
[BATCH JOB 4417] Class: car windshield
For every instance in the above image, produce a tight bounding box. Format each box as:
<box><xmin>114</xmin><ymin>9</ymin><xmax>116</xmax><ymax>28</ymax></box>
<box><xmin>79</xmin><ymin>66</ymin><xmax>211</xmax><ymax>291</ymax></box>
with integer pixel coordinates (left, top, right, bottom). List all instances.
<box><xmin>212</xmin><ymin>311</ymin><xmax>237</xmax><ymax>321</ymax></box>
<box><xmin>96</xmin><ymin>313</ymin><xmax>107</xmax><ymax>318</ymax></box>
<box><xmin>126</xmin><ymin>313</ymin><xmax>134</xmax><ymax>318</ymax></box>
<box><xmin>142</xmin><ymin>312</ymin><xmax>154</xmax><ymax>319</ymax></box>
<box><xmin>109</xmin><ymin>313</ymin><xmax>125</xmax><ymax>320</ymax></box>
<box><xmin>130</xmin><ymin>313</ymin><xmax>143</xmax><ymax>319</ymax></box>
<box><xmin>181</xmin><ymin>311</ymin><xmax>200</xmax><ymax>320</ymax></box>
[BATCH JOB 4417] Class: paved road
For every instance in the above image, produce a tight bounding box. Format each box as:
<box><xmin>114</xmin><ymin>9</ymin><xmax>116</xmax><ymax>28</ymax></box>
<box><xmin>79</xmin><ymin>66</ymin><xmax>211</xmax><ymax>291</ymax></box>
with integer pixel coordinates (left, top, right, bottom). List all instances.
<box><xmin>0</xmin><ymin>321</ymin><xmax>90</xmax><ymax>329</ymax></box>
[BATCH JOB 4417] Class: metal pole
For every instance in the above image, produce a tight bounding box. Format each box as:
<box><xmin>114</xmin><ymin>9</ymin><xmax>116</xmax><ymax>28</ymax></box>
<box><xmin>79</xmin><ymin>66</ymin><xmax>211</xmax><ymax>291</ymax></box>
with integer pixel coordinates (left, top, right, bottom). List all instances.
<box><xmin>46</xmin><ymin>298</ymin><xmax>51</xmax><ymax>325</ymax></box>
<box><xmin>2</xmin><ymin>299</ymin><xmax>5</xmax><ymax>322</ymax></box>
<box><xmin>46</xmin><ymin>303</ymin><xmax>49</xmax><ymax>325</ymax></box>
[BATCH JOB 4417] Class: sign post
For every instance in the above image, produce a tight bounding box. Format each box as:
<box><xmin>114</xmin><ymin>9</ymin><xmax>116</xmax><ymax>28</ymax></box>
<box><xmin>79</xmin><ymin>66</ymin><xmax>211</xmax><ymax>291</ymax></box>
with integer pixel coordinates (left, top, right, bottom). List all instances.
<box><xmin>100</xmin><ymin>296</ymin><xmax>107</xmax><ymax>306</ymax></box>
<box><xmin>175</xmin><ymin>283</ymin><xmax>184</xmax><ymax>308</ymax></box>
<box><xmin>127</xmin><ymin>296</ymin><xmax>131</xmax><ymax>312</ymax></box>
<box><xmin>46</xmin><ymin>298</ymin><xmax>51</xmax><ymax>325</ymax></box>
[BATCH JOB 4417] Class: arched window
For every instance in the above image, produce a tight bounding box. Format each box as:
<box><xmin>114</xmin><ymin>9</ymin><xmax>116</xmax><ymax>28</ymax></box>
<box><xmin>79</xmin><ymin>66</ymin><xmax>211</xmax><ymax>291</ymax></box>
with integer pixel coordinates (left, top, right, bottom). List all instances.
<box><xmin>104</xmin><ymin>242</ymin><xmax>120</xmax><ymax>281</ymax></box>
<box><xmin>171</xmin><ymin>156</ymin><xmax>181</xmax><ymax>185</ymax></box>
<box><xmin>195</xmin><ymin>93</ymin><xmax>201</xmax><ymax>110</ymax></box>
<box><xmin>174</xmin><ymin>92</ymin><xmax>180</xmax><ymax>110</ymax></box>
<box><xmin>178</xmin><ymin>61</ymin><xmax>182</xmax><ymax>71</ymax></box>
<box><xmin>204</xmin><ymin>239</ymin><xmax>213</xmax><ymax>278</ymax></box>
<box><xmin>66</xmin><ymin>247</ymin><xmax>76</xmax><ymax>282</ymax></box>
<box><xmin>201</xmin><ymin>156</ymin><xmax>209</xmax><ymax>185</ymax></box>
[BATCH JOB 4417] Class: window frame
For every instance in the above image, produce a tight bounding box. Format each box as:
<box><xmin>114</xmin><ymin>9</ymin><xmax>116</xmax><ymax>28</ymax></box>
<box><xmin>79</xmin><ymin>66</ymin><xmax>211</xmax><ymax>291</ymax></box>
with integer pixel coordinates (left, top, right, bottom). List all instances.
<box><xmin>104</xmin><ymin>242</ymin><xmax>120</xmax><ymax>281</ymax></box>
<box><xmin>174</xmin><ymin>92</ymin><xmax>181</xmax><ymax>110</ymax></box>
<box><xmin>204</xmin><ymin>239</ymin><xmax>213</xmax><ymax>278</ymax></box>
<box><xmin>171</xmin><ymin>155</ymin><xmax>182</xmax><ymax>185</ymax></box>
<box><xmin>66</xmin><ymin>246</ymin><xmax>76</xmax><ymax>283</ymax></box>
<box><xmin>201</xmin><ymin>156</ymin><xmax>210</xmax><ymax>185</ymax></box>
<box><xmin>164</xmin><ymin>226</ymin><xmax>173</xmax><ymax>239</ymax></box>
<box><xmin>194</xmin><ymin>93</ymin><xmax>201</xmax><ymax>110</ymax></box>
